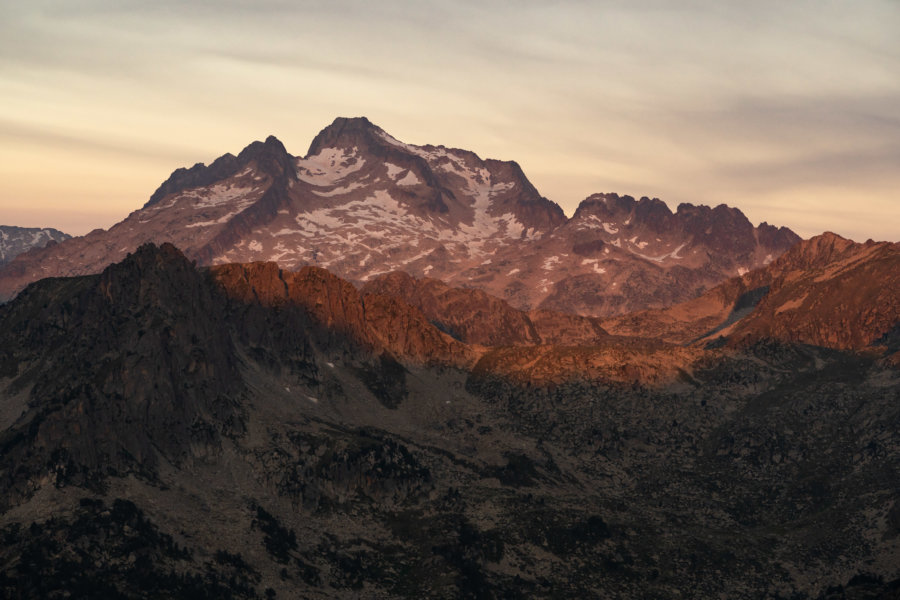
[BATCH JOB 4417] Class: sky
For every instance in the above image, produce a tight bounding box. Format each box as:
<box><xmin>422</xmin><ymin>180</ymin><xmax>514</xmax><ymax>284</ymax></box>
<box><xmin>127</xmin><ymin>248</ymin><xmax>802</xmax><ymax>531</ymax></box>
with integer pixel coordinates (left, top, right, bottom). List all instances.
<box><xmin>1</xmin><ymin>0</ymin><xmax>898</xmax><ymax>241</ymax></box>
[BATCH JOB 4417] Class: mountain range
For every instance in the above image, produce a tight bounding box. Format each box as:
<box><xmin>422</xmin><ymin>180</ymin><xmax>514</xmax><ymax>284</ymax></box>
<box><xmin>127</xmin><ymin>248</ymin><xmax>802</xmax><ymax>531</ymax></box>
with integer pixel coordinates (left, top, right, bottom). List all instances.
<box><xmin>0</xmin><ymin>117</ymin><xmax>799</xmax><ymax>316</ymax></box>
<box><xmin>1</xmin><ymin>118</ymin><xmax>898</xmax><ymax>599</ymax></box>
<box><xmin>0</xmin><ymin>225</ymin><xmax>70</xmax><ymax>267</ymax></box>
<box><xmin>1</xmin><ymin>232</ymin><xmax>899</xmax><ymax>597</ymax></box>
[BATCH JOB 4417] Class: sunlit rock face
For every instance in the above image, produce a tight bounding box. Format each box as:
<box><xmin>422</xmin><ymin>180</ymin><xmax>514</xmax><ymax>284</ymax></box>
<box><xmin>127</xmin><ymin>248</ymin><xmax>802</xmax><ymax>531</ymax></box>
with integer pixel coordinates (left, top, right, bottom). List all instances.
<box><xmin>602</xmin><ymin>232</ymin><xmax>900</xmax><ymax>362</ymax></box>
<box><xmin>1</xmin><ymin>242</ymin><xmax>899</xmax><ymax>598</ymax></box>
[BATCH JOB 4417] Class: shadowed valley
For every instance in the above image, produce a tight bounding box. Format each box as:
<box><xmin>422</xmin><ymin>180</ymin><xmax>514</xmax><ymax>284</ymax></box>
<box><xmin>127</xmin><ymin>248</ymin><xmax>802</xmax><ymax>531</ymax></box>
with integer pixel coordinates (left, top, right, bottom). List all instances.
<box><xmin>1</xmin><ymin>240</ymin><xmax>899</xmax><ymax>598</ymax></box>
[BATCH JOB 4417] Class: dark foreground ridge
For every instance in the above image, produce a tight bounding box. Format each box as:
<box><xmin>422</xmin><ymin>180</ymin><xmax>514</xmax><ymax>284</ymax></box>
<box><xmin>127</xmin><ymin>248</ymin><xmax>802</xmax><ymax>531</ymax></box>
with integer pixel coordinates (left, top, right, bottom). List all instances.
<box><xmin>1</xmin><ymin>244</ymin><xmax>899</xmax><ymax>598</ymax></box>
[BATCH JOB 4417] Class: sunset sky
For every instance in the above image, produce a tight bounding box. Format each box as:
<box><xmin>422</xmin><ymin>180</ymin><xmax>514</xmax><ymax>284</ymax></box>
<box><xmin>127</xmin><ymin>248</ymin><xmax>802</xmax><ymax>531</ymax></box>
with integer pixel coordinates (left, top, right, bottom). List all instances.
<box><xmin>1</xmin><ymin>1</ymin><xmax>898</xmax><ymax>241</ymax></box>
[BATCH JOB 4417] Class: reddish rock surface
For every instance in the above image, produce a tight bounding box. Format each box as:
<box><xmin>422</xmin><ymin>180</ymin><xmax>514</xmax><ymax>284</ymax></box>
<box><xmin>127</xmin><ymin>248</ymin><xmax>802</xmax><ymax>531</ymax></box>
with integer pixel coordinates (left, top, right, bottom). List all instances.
<box><xmin>603</xmin><ymin>233</ymin><xmax>900</xmax><ymax>357</ymax></box>
<box><xmin>210</xmin><ymin>262</ymin><xmax>476</xmax><ymax>367</ymax></box>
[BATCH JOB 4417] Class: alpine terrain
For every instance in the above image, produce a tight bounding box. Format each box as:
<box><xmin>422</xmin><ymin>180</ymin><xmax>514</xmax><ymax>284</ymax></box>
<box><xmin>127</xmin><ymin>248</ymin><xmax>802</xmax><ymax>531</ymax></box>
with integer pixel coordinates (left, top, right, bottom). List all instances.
<box><xmin>0</xmin><ymin>117</ymin><xmax>896</xmax><ymax>599</ymax></box>
<box><xmin>1</xmin><ymin>234</ymin><xmax>899</xmax><ymax>598</ymax></box>
<box><xmin>0</xmin><ymin>226</ymin><xmax>70</xmax><ymax>267</ymax></box>
<box><xmin>0</xmin><ymin>117</ymin><xmax>799</xmax><ymax>315</ymax></box>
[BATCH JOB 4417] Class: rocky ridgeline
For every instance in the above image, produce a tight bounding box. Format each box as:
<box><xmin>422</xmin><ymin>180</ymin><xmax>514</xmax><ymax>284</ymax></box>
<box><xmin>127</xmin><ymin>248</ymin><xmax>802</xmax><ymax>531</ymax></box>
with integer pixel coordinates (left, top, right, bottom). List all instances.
<box><xmin>210</xmin><ymin>261</ymin><xmax>476</xmax><ymax>367</ymax></box>
<box><xmin>0</xmin><ymin>117</ymin><xmax>799</xmax><ymax>317</ymax></box>
<box><xmin>602</xmin><ymin>232</ymin><xmax>900</xmax><ymax>361</ymax></box>
<box><xmin>0</xmin><ymin>242</ymin><xmax>899</xmax><ymax>597</ymax></box>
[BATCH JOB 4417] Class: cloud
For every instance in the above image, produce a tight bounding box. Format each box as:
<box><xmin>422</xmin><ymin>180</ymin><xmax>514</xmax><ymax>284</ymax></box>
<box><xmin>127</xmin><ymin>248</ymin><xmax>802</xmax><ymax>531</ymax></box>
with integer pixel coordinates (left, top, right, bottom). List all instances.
<box><xmin>1</xmin><ymin>1</ymin><xmax>899</xmax><ymax>241</ymax></box>
<box><xmin>654</xmin><ymin>92</ymin><xmax>900</xmax><ymax>192</ymax></box>
<box><xmin>0</xmin><ymin>119</ymin><xmax>196</xmax><ymax>163</ymax></box>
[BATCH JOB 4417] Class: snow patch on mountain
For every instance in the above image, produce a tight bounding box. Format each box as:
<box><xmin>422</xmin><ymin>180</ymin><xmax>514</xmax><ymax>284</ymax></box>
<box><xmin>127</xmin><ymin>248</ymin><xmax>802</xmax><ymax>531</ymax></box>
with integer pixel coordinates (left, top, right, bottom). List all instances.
<box><xmin>497</xmin><ymin>214</ymin><xmax>526</xmax><ymax>238</ymax></box>
<box><xmin>581</xmin><ymin>258</ymin><xmax>607</xmax><ymax>274</ymax></box>
<box><xmin>385</xmin><ymin>163</ymin><xmax>405</xmax><ymax>177</ymax></box>
<box><xmin>397</xmin><ymin>171</ymin><xmax>420</xmax><ymax>186</ymax></box>
<box><xmin>635</xmin><ymin>243</ymin><xmax>687</xmax><ymax>263</ymax></box>
<box><xmin>185</xmin><ymin>208</ymin><xmax>249</xmax><ymax>228</ymax></box>
<box><xmin>296</xmin><ymin>147</ymin><xmax>365</xmax><ymax>185</ymax></box>
<box><xmin>377</xmin><ymin>130</ymin><xmax>418</xmax><ymax>153</ymax></box>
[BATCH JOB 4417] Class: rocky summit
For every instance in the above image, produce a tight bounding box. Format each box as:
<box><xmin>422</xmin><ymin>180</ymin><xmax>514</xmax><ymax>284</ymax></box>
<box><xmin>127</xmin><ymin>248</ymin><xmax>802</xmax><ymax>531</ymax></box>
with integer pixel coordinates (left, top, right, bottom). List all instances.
<box><xmin>1</xmin><ymin>242</ymin><xmax>899</xmax><ymax>599</ymax></box>
<box><xmin>0</xmin><ymin>117</ymin><xmax>799</xmax><ymax>315</ymax></box>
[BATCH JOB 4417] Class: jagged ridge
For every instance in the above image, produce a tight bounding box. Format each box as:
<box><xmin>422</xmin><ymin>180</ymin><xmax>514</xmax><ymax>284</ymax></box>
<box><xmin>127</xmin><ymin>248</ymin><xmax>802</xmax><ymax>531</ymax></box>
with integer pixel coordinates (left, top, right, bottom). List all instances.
<box><xmin>3</xmin><ymin>243</ymin><xmax>900</xmax><ymax>598</ymax></box>
<box><xmin>0</xmin><ymin>118</ymin><xmax>801</xmax><ymax>319</ymax></box>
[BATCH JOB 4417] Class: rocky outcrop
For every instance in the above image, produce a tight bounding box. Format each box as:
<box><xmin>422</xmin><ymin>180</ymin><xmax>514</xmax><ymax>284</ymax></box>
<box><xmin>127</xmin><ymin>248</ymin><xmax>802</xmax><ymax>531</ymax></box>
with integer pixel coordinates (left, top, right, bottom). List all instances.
<box><xmin>362</xmin><ymin>270</ymin><xmax>616</xmax><ymax>347</ymax></box>
<box><xmin>145</xmin><ymin>135</ymin><xmax>295</xmax><ymax>208</ymax></box>
<box><xmin>471</xmin><ymin>339</ymin><xmax>702</xmax><ymax>387</ymax></box>
<box><xmin>0</xmin><ymin>244</ymin><xmax>245</xmax><ymax>506</ymax></box>
<box><xmin>210</xmin><ymin>261</ymin><xmax>476</xmax><ymax>367</ymax></box>
<box><xmin>2</xmin><ymin>243</ymin><xmax>900</xmax><ymax>599</ymax></box>
<box><xmin>603</xmin><ymin>233</ymin><xmax>900</xmax><ymax>356</ymax></box>
<box><xmin>361</xmin><ymin>271</ymin><xmax>541</xmax><ymax>346</ymax></box>
<box><xmin>527</xmin><ymin>309</ymin><xmax>610</xmax><ymax>346</ymax></box>
<box><xmin>724</xmin><ymin>234</ymin><xmax>900</xmax><ymax>352</ymax></box>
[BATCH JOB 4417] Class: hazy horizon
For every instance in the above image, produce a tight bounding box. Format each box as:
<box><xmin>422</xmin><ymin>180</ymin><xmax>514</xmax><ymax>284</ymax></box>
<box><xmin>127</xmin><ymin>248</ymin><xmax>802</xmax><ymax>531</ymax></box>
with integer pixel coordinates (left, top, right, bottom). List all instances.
<box><xmin>2</xmin><ymin>1</ymin><xmax>899</xmax><ymax>242</ymax></box>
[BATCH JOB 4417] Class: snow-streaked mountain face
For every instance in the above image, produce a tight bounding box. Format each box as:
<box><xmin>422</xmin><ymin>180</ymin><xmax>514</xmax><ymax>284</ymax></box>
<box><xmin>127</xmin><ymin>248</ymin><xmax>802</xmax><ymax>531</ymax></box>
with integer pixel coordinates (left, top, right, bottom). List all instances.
<box><xmin>0</xmin><ymin>117</ymin><xmax>800</xmax><ymax>315</ymax></box>
<box><xmin>503</xmin><ymin>193</ymin><xmax>801</xmax><ymax>315</ymax></box>
<box><xmin>0</xmin><ymin>226</ymin><xmax>70</xmax><ymax>267</ymax></box>
<box><xmin>210</xmin><ymin>120</ymin><xmax>563</xmax><ymax>280</ymax></box>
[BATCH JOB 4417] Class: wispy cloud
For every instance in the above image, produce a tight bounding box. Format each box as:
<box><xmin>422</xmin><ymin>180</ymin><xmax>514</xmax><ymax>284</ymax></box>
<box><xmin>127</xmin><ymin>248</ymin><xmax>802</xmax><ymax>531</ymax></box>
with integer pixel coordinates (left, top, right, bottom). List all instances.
<box><xmin>1</xmin><ymin>0</ymin><xmax>898</xmax><ymax>240</ymax></box>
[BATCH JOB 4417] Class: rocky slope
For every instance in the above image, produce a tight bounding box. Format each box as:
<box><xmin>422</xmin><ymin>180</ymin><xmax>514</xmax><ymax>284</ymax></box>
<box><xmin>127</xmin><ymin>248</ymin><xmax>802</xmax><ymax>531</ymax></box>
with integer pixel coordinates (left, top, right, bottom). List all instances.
<box><xmin>210</xmin><ymin>260</ymin><xmax>476</xmax><ymax>368</ymax></box>
<box><xmin>360</xmin><ymin>270</ymin><xmax>609</xmax><ymax>347</ymax></box>
<box><xmin>1</xmin><ymin>245</ymin><xmax>899</xmax><ymax>598</ymax></box>
<box><xmin>0</xmin><ymin>118</ymin><xmax>799</xmax><ymax>316</ymax></box>
<box><xmin>603</xmin><ymin>233</ymin><xmax>900</xmax><ymax>359</ymax></box>
<box><xmin>0</xmin><ymin>225</ymin><xmax>70</xmax><ymax>266</ymax></box>
<box><xmin>526</xmin><ymin>193</ymin><xmax>798</xmax><ymax>315</ymax></box>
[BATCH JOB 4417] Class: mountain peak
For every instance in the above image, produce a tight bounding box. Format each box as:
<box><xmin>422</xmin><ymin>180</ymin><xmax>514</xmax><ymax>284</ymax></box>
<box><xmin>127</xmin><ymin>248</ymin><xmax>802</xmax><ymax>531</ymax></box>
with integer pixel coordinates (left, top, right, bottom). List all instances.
<box><xmin>99</xmin><ymin>242</ymin><xmax>195</xmax><ymax>300</ymax></box>
<box><xmin>774</xmin><ymin>231</ymin><xmax>858</xmax><ymax>271</ymax></box>
<box><xmin>306</xmin><ymin>116</ymin><xmax>388</xmax><ymax>157</ymax></box>
<box><xmin>144</xmin><ymin>135</ymin><xmax>294</xmax><ymax>209</ymax></box>
<box><xmin>235</xmin><ymin>134</ymin><xmax>295</xmax><ymax>179</ymax></box>
<box><xmin>0</xmin><ymin>226</ymin><xmax>71</xmax><ymax>267</ymax></box>
<box><xmin>237</xmin><ymin>134</ymin><xmax>288</xmax><ymax>157</ymax></box>
<box><xmin>572</xmin><ymin>193</ymin><xmax>672</xmax><ymax>221</ymax></box>
<box><xmin>571</xmin><ymin>194</ymin><xmax>675</xmax><ymax>234</ymax></box>
<box><xmin>328</xmin><ymin>116</ymin><xmax>377</xmax><ymax>131</ymax></box>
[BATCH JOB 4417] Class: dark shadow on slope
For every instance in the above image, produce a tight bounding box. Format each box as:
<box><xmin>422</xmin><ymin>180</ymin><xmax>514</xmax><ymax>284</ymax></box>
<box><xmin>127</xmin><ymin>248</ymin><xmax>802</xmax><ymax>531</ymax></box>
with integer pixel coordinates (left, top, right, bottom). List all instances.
<box><xmin>697</xmin><ymin>285</ymin><xmax>770</xmax><ymax>346</ymax></box>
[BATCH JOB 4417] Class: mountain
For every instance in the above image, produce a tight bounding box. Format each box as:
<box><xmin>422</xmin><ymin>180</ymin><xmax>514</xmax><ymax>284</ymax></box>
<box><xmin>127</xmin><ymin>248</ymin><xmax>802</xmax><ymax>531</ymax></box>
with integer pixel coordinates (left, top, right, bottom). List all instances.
<box><xmin>529</xmin><ymin>193</ymin><xmax>799</xmax><ymax>315</ymax></box>
<box><xmin>0</xmin><ymin>225</ymin><xmax>70</xmax><ymax>266</ymax></box>
<box><xmin>602</xmin><ymin>232</ymin><xmax>900</xmax><ymax>359</ymax></box>
<box><xmin>0</xmin><ymin>117</ymin><xmax>799</xmax><ymax>316</ymax></box>
<box><xmin>2</xmin><ymin>244</ymin><xmax>900</xmax><ymax>598</ymax></box>
<box><xmin>360</xmin><ymin>270</ymin><xmax>611</xmax><ymax>347</ymax></box>
<box><xmin>209</xmin><ymin>260</ymin><xmax>476</xmax><ymax>368</ymax></box>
